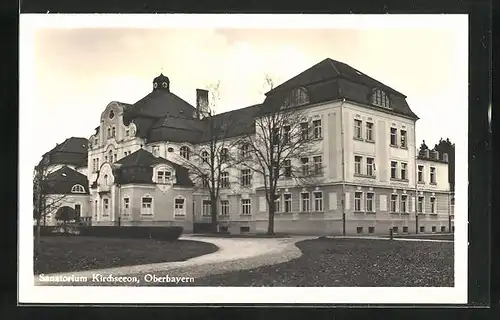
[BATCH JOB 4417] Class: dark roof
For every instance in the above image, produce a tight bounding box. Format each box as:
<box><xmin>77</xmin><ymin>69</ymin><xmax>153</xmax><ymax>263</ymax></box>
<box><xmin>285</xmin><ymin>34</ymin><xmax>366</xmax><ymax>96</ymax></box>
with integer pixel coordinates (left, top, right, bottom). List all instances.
<box><xmin>42</xmin><ymin>137</ymin><xmax>88</xmax><ymax>167</ymax></box>
<box><xmin>114</xmin><ymin>148</ymin><xmax>194</xmax><ymax>187</ymax></box>
<box><xmin>43</xmin><ymin>166</ymin><xmax>90</xmax><ymax>195</ymax></box>
<box><xmin>263</xmin><ymin>58</ymin><xmax>418</xmax><ymax>120</ymax></box>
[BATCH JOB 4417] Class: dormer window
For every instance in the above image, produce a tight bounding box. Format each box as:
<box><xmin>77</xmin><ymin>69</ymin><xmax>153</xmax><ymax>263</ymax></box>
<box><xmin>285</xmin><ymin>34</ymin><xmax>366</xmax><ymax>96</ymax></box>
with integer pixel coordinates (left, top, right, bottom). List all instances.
<box><xmin>283</xmin><ymin>87</ymin><xmax>309</xmax><ymax>108</ymax></box>
<box><xmin>201</xmin><ymin>150</ymin><xmax>209</xmax><ymax>163</ymax></box>
<box><xmin>71</xmin><ymin>184</ymin><xmax>86</xmax><ymax>193</ymax></box>
<box><xmin>157</xmin><ymin>169</ymin><xmax>172</xmax><ymax>184</ymax></box>
<box><xmin>371</xmin><ymin>89</ymin><xmax>390</xmax><ymax>109</ymax></box>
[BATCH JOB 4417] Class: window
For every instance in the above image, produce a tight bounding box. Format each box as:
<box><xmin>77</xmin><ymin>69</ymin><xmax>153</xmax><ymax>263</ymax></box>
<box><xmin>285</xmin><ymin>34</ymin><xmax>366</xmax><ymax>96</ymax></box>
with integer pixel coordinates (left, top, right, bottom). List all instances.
<box><xmin>390</xmin><ymin>194</ymin><xmax>398</xmax><ymax>212</ymax></box>
<box><xmin>201</xmin><ymin>174</ymin><xmax>209</xmax><ymax>188</ymax></box>
<box><xmin>141</xmin><ymin>197</ymin><xmax>153</xmax><ymax>215</ymax></box>
<box><xmin>94</xmin><ymin>137</ymin><xmax>99</xmax><ymax>145</ymax></box>
<box><xmin>274</xmin><ymin>195</ymin><xmax>280</xmax><ymax>213</ymax></box>
<box><xmin>174</xmin><ymin>197</ymin><xmax>186</xmax><ymax>216</ymax></box>
<box><xmin>241</xmin><ymin>199</ymin><xmax>251</xmax><ymax>215</ymax></box>
<box><xmin>418</xmin><ymin>165</ymin><xmax>424</xmax><ymax>183</ymax></box>
<box><xmin>354</xmin><ymin>192</ymin><xmax>362</xmax><ymax>212</ymax></box>
<box><xmin>313</xmin><ymin>119</ymin><xmax>322</xmax><ymax>139</ymax></box>
<box><xmin>301</xmin><ymin>157</ymin><xmax>309</xmax><ymax>176</ymax></box>
<box><xmin>283</xmin><ymin>125</ymin><xmax>291</xmax><ymax>144</ymax></box>
<box><xmin>390</xmin><ymin>128</ymin><xmax>397</xmax><ymax>146</ymax></box>
<box><xmin>390</xmin><ymin>161</ymin><xmax>397</xmax><ymax>179</ymax></box>
<box><xmin>202</xmin><ymin>200</ymin><xmax>212</xmax><ymax>216</ymax></box>
<box><xmin>107</xmin><ymin>127</ymin><xmax>111</xmax><ymax>138</ymax></box>
<box><xmin>240</xmin><ymin>144</ymin><xmax>250</xmax><ymax>158</ymax></box>
<box><xmin>96</xmin><ymin>158</ymin><xmax>100</xmax><ymax>170</ymax></box>
<box><xmin>420</xmin><ymin>226</ymin><xmax>425</xmax><ymax>233</ymax></box>
<box><xmin>369</xmin><ymin>226</ymin><xmax>375</xmax><ymax>234</ymax></box>
<box><xmin>313</xmin><ymin>156</ymin><xmax>322</xmax><ymax>175</ymax></box>
<box><xmin>103</xmin><ymin>174</ymin><xmax>109</xmax><ymax>186</ymax></box>
<box><xmin>125</xmin><ymin>129</ymin><xmax>130</xmax><ymax>137</ymax></box>
<box><xmin>272</xmin><ymin>163</ymin><xmax>279</xmax><ymax>178</ymax></box>
<box><xmin>400</xmin><ymin>194</ymin><xmax>408</xmax><ymax>213</ymax></box>
<box><xmin>220</xmin><ymin>200</ymin><xmax>229</xmax><ymax>216</ymax></box>
<box><xmin>441</xmin><ymin>226</ymin><xmax>446</xmax><ymax>232</ymax></box>
<box><xmin>400</xmin><ymin>130</ymin><xmax>407</xmax><ymax>148</ymax></box>
<box><xmin>300</xmin><ymin>122</ymin><xmax>309</xmax><ymax>141</ymax></box>
<box><xmin>71</xmin><ymin>184</ymin><xmax>85</xmax><ymax>193</ymax></box>
<box><xmin>241</xmin><ymin>169</ymin><xmax>252</xmax><ymax>187</ymax></box>
<box><xmin>366</xmin><ymin>157</ymin><xmax>375</xmax><ymax>176</ymax></box>
<box><xmin>403</xmin><ymin>226</ymin><xmax>409</xmax><ymax>233</ymax></box>
<box><xmin>112</xmin><ymin>126</ymin><xmax>116</xmax><ymax>138</ymax></box>
<box><xmin>355</xmin><ymin>156</ymin><xmax>362</xmax><ymax>175</ymax></box>
<box><xmin>221</xmin><ymin>171</ymin><xmax>229</xmax><ymax>188</ymax></box>
<box><xmin>272</xmin><ymin>128</ymin><xmax>280</xmax><ymax>145</ymax></box>
<box><xmin>432</xmin><ymin>226</ymin><xmax>437</xmax><ymax>233</ymax></box>
<box><xmin>393</xmin><ymin>226</ymin><xmax>399</xmax><ymax>233</ymax></box>
<box><xmin>284</xmin><ymin>160</ymin><xmax>292</xmax><ymax>177</ymax></box>
<box><xmin>400</xmin><ymin>163</ymin><xmax>407</xmax><ymax>180</ymax></box>
<box><xmin>430</xmin><ymin>197</ymin><xmax>436</xmax><ymax>214</ymax></box>
<box><xmin>220</xmin><ymin>148</ymin><xmax>229</xmax><ymax>162</ymax></box>
<box><xmin>284</xmin><ymin>193</ymin><xmax>292</xmax><ymax>213</ymax></box>
<box><xmin>180</xmin><ymin>146</ymin><xmax>190</xmax><ymax>160</ymax></box>
<box><xmin>92</xmin><ymin>159</ymin><xmax>97</xmax><ymax>172</ymax></box>
<box><xmin>313</xmin><ymin>191</ymin><xmax>323</xmax><ymax>211</ymax></box>
<box><xmin>366</xmin><ymin>192</ymin><xmax>374</xmax><ymax>212</ymax></box>
<box><xmin>152</xmin><ymin>145</ymin><xmax>159</xmax><ymax>156</ymax></box>
<box><xmin>201</xmin><ymin>150</ymin><xmax>209</xmax><ymax>162</ymax></box>
<box><xmin>301</xmin><ymin>192</ymin><xmax>310</xmax><ymax>212</ymax></box>
<box><xmin>372</xmin><ymin>89</ymin><xmax>390</xmax><ymax>108</ymax></box>
<box><xmin>108</xmin><ymin>150</ymin><xmax>113</xmax><ymax>163</ymax></box>
<box><xmin>430</xmin><ymin>167</ymin><xmax>436</xmax><ymax>184</ymax></box>
<box><xmin>103</xmin><ymin>198</ymin><xmax>109</xmax><ymax>216</ymax></box>
<box><xmin>157</xmin><ymin>169</ymin><xmax>171</xmax><ymax>184</ymax></box>
<box><xmin>354</xmin><ymin>119</ymin><xmax>362</xmax><ymax>139</ymax></box>
<box><xmin>123</xmin><ymin>198</ymin><xmax>130</xmax><ymax>215</ymax></box>
<box><xmin>114</xmin><ymin>154</ymin><xmax>117</xmax><ymax>162</ymax></box>
<box><xmin>240</xmin><ymin>226</ymin><xmax>250</xmax><ymax>233</ymax></box>
<box><xmin>356</xmin><ymin>227</ymin><xmax>363</xmax><ymax>234</ymax></box>
<box><xmin>417</xmin><ymin>196</ymin><xmax>424</xmax><ymax>213</ymax></box>
<box><xmin>366</xmin><ymin>122</ymin><xmax>374</xmax><ymax>141</ymax></box>
<box><xmin>451</xmin><ymin>198</ymin><xmax>455</xmax><ymax>215</ymax></box>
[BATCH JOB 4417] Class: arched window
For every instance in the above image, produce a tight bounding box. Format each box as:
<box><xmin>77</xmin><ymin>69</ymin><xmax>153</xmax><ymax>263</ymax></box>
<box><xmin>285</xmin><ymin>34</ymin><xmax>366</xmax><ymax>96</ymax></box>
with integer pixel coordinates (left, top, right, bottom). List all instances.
<box><xmin>108</xmin><ymin>150</ymin><xmax>113</xmax><ymax>162</ymax></box>
<box><xmin>240</xmin><ymin>143</ymin><xmax>250</xmax><ymax>158</ymax></box>
<box><xmin>371</xmin><ymin>89</ymin><xmax>390</xmax><ymax>109</ymax></box>
<box><xmin>201</xmin><ymin>150</ymin><xmax>209</xmax><ymax>163</ymax></box>
<box><xmin>107</xmin><ymin>127</ymin><xmax>111</xmax><ymax>138</ymax></box>
<box><xmin>103</xmin><ymin>174</ymin><xmax>108</xmax><ymax>185</ymax></box>
<box><xmin>112</xmin><ymin>126</ymin><xmax>116</xmax><ymax>137</ymax></box>
<box><xmin>180</xmin><ymin>146</ymin><xmax>190</xmax><ymax>160</ymax></box>
<box><xmin>71</xmin><ymin>184</ymin><xmax>86</xmax><ymax>193</ymax></box>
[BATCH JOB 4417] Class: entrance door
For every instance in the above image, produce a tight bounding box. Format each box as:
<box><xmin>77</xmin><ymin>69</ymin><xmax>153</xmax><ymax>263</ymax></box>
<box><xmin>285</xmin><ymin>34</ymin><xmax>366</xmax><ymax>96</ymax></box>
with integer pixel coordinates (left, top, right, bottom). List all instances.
<box><xmin>74</xmin><ymin>204</ymin><xmax>81</xmax><ymax>221</ymax></box>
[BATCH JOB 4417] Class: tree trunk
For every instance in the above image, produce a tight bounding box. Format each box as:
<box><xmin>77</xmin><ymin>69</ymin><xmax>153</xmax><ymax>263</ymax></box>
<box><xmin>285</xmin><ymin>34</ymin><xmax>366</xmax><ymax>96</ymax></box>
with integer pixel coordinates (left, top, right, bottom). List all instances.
<box><xmin>267</xmin><ymin>200</ymin><xmax>275</xmax><ymax>235</ymax></box>
<box><xmin>35</xmin><ymin>218</ymin><xmax>41</xmax><ymax>256</ymax></box>
<box><xmin>210</xmin><ymin>196</ymin><xmax>218</xmax><ymax>233</ymax></box>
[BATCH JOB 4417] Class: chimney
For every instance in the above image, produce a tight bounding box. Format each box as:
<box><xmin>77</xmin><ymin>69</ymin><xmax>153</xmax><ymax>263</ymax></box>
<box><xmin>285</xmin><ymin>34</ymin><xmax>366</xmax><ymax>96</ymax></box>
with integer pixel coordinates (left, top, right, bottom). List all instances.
<box><xmin>434</xmin><ymin>150</ymin><xmax>440</xmax><ymax>160</ymax></box>
<box><xmin>443</xmin><ymin>153</ymin><xmax>449</xmax><ymax>162</ymax></box>
<box><xmin>196</xmin><ymin>89</ymin><xmax>209</xmax><ymax>119</ymax></box>
<box><xmin>425</xmin><ymin>149</ymin><xmax>430</xmax><ymax>158</ymax></box>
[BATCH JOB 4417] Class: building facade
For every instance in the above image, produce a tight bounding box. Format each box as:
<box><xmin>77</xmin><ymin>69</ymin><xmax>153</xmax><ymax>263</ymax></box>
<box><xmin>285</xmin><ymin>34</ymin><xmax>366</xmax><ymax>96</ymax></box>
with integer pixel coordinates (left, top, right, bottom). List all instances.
<box><xmin>37</xmin><ymin>58</ymin><xmax>453</xmax><ymax>235</ymax></box>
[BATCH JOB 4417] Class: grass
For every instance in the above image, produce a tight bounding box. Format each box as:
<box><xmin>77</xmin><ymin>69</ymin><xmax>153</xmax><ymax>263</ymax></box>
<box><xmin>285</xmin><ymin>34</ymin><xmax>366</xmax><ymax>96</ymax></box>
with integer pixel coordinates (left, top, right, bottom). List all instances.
<box><xmin>175</xmin><ymin>238</ymin><xmax>454</xmax><ymax>287</ymax></box>
<box><xmin>34</xmin><ymin>236</ymin><xmax>219</xmax><ymax>274</ymax></box>
<box><xmin>392</xmin><ymin>233</ymin><xmax>454</xmax><ymax>241</ymax></box>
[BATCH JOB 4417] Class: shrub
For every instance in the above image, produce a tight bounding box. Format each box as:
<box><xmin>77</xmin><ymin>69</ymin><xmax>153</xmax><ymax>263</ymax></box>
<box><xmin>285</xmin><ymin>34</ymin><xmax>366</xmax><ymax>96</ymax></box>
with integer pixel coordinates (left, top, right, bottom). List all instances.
<box><xmin>77</xmin><ymin>226</ymin><xmax>183</xmax><ymax>241</ymax></box>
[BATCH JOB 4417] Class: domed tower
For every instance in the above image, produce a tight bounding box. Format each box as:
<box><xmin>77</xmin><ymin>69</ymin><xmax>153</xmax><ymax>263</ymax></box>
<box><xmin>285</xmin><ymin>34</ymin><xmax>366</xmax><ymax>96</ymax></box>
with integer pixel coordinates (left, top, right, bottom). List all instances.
<box><xmin>152</xmin><ymin>73</ymin><xmax>170</xmax><ymax>92</ymax></box>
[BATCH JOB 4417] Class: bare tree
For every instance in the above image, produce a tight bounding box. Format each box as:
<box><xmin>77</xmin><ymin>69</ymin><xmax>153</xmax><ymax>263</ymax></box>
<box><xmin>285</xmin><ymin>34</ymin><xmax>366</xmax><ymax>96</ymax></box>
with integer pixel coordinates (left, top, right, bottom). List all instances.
<box><xmin>236</xmin><ymin>75</ymin><xmax>324</xmax><ymax>234</ymax></box>
<box><xmin>183</xmin><ymin>82</ymin><xmax>241</xmax><ymax>232</ymax></box>
<box><xmin>33</xmin><ymin>158</ymin><xmax>67</xmax><ymax>255</ymax></box>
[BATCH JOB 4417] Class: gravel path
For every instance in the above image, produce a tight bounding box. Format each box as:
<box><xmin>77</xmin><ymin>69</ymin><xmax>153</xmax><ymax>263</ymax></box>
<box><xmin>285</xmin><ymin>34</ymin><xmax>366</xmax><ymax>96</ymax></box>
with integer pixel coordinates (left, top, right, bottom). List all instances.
<box><xmin>35</xmin><ymin>235</ymin><xmax>314</xmax><ymax>286</ymax></box>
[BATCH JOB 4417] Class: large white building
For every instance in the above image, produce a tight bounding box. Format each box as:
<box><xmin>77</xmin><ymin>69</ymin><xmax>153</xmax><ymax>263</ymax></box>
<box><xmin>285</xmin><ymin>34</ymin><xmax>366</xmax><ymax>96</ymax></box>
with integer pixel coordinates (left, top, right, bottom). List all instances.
<box><xmin>38</xmin><ymin>58</ymin><xmax>453</xmax><ymax>235</ymax></box>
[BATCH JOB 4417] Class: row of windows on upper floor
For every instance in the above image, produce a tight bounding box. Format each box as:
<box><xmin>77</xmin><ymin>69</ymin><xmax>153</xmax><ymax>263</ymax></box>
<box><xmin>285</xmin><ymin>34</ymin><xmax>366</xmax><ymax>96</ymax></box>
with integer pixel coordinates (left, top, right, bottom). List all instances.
<box><xmin>353</xmin><ymin>155</ymin><xmax>438</xmax><ymax>184</ymax></box>
<box><xmin>353</xmin><ymin>118</ymin><xmax>408</xmax><ymax>149</ymax></box>
<box><xmin>92</xmin><ymin>126</ymin><xmax>134</xmax><ymax>146</ymax></box>
<box><xmin>352</xmin><ymin>191</ymin><xmax>446</xmax><ymax>215</ymax></box>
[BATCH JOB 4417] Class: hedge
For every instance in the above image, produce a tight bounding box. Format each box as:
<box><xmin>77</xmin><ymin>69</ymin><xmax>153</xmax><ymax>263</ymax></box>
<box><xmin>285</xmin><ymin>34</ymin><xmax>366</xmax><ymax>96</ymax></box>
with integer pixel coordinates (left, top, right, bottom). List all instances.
<box><xmin>34</xmin><ymin>226</ymin><xmax>184</xmax><ymax>241</ymax></box>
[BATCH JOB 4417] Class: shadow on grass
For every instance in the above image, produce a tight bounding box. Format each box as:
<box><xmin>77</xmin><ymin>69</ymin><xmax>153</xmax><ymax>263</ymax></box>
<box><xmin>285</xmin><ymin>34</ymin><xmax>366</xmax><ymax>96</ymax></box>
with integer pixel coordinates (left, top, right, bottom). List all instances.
<box><xmin>34</xmin><ymin>236</ymin><xmax>219</xmax><ymax>274</ymax></box>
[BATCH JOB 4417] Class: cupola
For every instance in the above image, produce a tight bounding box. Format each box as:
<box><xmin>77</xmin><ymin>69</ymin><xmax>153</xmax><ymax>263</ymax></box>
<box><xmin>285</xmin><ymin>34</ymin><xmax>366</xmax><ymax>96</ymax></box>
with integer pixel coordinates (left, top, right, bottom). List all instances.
<box><xmin>153</xmin><ymin>73</ymin><xmax>170</xmax><ymax>92</ymax></box>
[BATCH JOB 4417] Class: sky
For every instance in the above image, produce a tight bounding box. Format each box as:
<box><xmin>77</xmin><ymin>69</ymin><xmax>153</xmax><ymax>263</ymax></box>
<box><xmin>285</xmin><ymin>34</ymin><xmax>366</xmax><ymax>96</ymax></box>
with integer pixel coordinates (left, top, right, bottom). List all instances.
<box><xmin>21</xmin><ymin>15</ymin><xmax>468</xmax><ymax>168</ymax></box>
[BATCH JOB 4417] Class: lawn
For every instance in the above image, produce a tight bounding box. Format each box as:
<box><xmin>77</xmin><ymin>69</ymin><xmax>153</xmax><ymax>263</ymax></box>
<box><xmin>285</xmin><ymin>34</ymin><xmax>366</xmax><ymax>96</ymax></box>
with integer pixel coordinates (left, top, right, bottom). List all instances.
<box><xmin>172</xmin><ymin>238</ymin><xmax>454</xmax><ymax>287</ymax></box>
<box><xmin>393</xmin><ymin>234</ymin><xmax>454</xmax><ymax>241</ymax></box>
<box><xmin>34</xmin><ymin>236</ymin><xmax>219</xmax><ymax>274</ymax></box>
